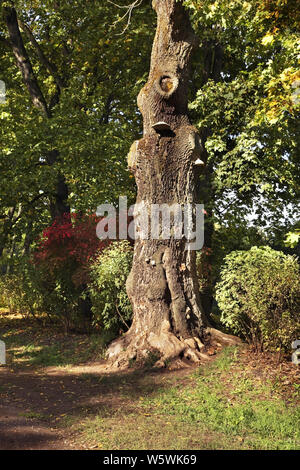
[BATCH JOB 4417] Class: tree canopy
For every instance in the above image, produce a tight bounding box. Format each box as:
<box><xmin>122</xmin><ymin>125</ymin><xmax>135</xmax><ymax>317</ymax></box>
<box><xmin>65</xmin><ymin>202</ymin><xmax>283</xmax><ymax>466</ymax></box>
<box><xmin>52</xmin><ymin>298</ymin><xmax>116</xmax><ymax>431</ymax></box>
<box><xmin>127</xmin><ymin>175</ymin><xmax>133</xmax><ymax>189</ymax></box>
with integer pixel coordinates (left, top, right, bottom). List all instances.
<box><xmin>0</xmin><ymin>0</ymin><xmax>299</xmax><ymax>267</ymax></box>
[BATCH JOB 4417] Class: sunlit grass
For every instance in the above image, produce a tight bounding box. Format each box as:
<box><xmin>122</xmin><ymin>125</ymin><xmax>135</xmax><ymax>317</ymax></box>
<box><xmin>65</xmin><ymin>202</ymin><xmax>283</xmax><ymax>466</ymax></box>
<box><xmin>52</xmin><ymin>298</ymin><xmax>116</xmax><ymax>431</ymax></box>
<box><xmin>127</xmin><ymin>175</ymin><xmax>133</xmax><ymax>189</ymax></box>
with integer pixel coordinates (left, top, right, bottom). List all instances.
<box><xmin>139</xmin><ymin>348</ymin><xmax>300</xmax><ymax>450</ymax></box>
<box><xmin>0</xmin><ymin>311</ymin><xmax>110</xmax><ymax>367</ymax></box>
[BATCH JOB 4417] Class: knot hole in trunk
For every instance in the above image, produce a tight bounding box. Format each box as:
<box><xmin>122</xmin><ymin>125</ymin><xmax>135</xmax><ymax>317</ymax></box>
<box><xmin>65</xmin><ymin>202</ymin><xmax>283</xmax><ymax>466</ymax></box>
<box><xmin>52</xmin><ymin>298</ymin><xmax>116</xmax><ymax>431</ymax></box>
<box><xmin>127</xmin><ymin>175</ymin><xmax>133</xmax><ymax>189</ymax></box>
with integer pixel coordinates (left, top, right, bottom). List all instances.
<box><xmin>155</xmin><ymin>72</ymin><xmax>178</xmax><ymax>98</ymax></box>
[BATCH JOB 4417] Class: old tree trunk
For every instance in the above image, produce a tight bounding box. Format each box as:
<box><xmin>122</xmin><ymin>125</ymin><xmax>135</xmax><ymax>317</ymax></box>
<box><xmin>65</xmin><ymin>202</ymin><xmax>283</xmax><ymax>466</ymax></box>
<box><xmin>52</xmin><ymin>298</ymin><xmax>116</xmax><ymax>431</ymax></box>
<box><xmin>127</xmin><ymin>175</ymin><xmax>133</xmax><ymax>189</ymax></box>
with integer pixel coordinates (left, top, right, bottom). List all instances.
<box><xmin>107</xmin><ymin>0</ymin><xmax>237</xmax><ymax>368</ymax></box>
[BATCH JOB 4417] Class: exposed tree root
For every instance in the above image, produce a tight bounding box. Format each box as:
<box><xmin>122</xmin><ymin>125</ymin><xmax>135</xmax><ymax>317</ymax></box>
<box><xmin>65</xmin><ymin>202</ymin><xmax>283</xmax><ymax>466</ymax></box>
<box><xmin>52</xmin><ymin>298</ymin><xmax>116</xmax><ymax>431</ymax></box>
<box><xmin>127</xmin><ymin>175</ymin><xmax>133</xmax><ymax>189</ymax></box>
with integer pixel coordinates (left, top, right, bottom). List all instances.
<box><xmin>105</xmin><ymin>324</ymin><xmax>241</xmax><ymax>370</ymax></box>
<box><xmin>206</xmin><ymin>327</ymin><xmax>242</xmax><ymax>347</ymax></box>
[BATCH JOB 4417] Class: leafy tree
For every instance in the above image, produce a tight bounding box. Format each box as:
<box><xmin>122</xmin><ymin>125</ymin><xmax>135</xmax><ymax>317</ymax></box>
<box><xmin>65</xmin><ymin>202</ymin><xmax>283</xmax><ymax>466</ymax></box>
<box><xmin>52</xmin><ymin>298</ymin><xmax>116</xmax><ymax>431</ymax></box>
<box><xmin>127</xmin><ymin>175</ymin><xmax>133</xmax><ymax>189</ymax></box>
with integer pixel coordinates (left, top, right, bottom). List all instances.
<box><xmin>106</xmin><ymin>0</ymin><xmax>240</xmax><ymax>368</ymax></box>
<box><xmin>187</xmin><ymin>0</ymin><xmax>299</xmax><ymax>215</ymax></box>
<box><xmin>183</xmin><ymin>0</ymin><xmax>300</xmax><ymax>311</ymax></box>
<box><xmin>0</xmin><ymin>0</ymin><xmax>299</xmax><ymax>358</ymax></box>
<box><xmin>0</xmin><ymin>0</ymin><xmax>154</xmax><ymax>261</ymax></box>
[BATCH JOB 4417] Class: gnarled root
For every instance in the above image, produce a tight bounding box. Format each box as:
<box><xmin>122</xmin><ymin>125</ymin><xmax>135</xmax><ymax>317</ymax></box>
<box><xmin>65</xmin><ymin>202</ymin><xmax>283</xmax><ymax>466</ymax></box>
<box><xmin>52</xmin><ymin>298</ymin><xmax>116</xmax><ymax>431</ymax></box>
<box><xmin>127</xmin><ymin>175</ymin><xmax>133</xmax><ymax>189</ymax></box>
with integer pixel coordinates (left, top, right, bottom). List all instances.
<box><xmin>106</xmin><ymin>324</ymin><xmax>241</xmax><ymax>370</ymax></box>
<box><xmin>205</xmin><ymin>327</ymin><xmax>242</xmax><ymax>348</ymax></box>
<box><xmin>107</xmin><ymin>333</ymin><xmax>207</xmax><ymax>370</ymax></box>
<box><xmin>105</xmin><ymin>318</ymin><xmax>243</xmax><ymax>370</ymax></box>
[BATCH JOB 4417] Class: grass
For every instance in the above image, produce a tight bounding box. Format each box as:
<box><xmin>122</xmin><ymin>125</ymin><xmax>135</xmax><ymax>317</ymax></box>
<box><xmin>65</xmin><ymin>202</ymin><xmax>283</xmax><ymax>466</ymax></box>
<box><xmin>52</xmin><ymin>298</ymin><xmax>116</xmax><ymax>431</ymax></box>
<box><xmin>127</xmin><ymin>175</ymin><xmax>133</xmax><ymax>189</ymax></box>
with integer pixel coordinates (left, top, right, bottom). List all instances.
<box><xmin>0</xmin><ymin>311</ymin><xmax>113</xmax><ymax>368</ymax></box>
<box><xmin>67</xmin><ymin>347</ymin><xmax>300</xmax><ymax>450</ymax></box>
<box><xmin>77</xmin><ymin>415</ymin><xmax>223</xmax><ymax>450</ymax></box>
<box><xmin>138</xmin><ymin>348</ymin><xmax>300</xmax><ymax>450</ymax></box>
<box><xmin>19</xmin><ymin>410</ymin><xmax>47</xmax><ymax>420</ymax></box>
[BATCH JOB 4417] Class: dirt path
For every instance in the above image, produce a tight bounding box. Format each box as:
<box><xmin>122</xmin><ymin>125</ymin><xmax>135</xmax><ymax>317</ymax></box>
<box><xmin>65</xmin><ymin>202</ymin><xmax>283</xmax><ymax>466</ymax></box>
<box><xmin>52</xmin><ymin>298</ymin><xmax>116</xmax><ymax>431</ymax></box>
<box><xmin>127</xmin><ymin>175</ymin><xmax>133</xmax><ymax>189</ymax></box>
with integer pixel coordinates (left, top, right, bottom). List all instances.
<box><xmin>0</xmin><ymin>404</ymin><xmax>70</xmax><ymax>450</ymax></box>
<box><xmin>0</xmin><ymin>362</ymin><xmax>194</xmax><ymax>450</ymax></box>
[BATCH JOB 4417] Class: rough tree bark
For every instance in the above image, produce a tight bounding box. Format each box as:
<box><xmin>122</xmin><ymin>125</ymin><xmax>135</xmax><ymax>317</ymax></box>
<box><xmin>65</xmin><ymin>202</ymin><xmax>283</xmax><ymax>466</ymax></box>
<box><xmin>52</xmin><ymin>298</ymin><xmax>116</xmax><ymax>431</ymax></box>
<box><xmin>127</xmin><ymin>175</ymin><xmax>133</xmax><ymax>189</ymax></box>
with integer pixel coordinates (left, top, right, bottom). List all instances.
<box><xmin>107</xmin><ymin>0</ymin><xmax>238</xmax><ymax>368</ymax></box>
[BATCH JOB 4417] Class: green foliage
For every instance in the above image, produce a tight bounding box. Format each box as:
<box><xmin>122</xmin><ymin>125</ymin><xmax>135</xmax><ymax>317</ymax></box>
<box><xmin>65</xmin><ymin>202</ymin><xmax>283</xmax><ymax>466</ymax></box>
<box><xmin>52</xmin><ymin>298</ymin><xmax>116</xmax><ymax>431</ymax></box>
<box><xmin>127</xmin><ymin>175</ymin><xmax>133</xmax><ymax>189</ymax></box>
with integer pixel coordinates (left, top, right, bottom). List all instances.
<box><xmin>185</xmin><ymin>0</ymin><xmax>300</xmax><ymax>231</ymax></box>
<box><xmin>0</xmin><ymin>239</ymin><xmax>134</xmax><ymax>335</ymax></box>
<box><xmin>0</xmin><ymin>272</ymin><xmax>28</xmax><ymax>312</ymax></box>
<box><xmin>216</xmin><ymin>246</ymin><xmax>300</xmax><ymax>351</ymax></box>
<box><xmin>0</xmin><ymin>256</ymin><xmax>91</xmax><ymax>331</ymax></box>
<box><xmin>0</xmin><ymin>258</ymin><xmax>54</xmax><ymax>319</ymax></box>
<box><xmin>0</xmin><ymin>312</ymin><xmax>111</xmax><ymax>368</ymax></box>
<box><xmin>88</xmin><ymin>241</ymin><xmax>133</xmax><ymax>333</ymax></box>
<box><xmin>197</xmin><ymin>218</ymin><xmax>265</xmax><ymax>292</ymax></box>
<box><xmin>28</xmin><ymin>261</ymin><xmax>91</xmax><ymax>332</ymax></box>
<box><xmin>284</xmin><ymin>228</ymin><xmax>300</xmax><ymax>249</ymax></box>
<box><xmin>0</xmin><ymin>0</ymin><xmax>154</xmax><ymax>260</ymax></box>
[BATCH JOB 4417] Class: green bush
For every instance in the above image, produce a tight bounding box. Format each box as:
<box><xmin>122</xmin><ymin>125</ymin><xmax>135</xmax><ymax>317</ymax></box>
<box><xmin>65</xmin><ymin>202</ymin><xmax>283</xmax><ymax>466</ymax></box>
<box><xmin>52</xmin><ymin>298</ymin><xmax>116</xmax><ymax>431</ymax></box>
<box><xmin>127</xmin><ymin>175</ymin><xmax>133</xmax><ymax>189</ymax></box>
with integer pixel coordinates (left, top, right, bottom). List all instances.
<box><xmin>0</xmin><ymin>241</ymin><xmax>134</xmax><ymax>336</ymax></box>
<box><xmin>0</xmin><ymin>273</ymin><xmax>27</xmax><ymax>312</ymax></box>
<box><xmin>88</xmin><ymin>241</ymin><xmax>133</xmax><ymax>333</ymax></box>
<box><xmin>0</xmin><ymin>257</ymin><xmax>91</xmax><ymax>331</ymax></box>
<box><xmin>215</xmin><ymin>246</ymin><xmax>300</xmax><ymax>352</ymax></box>
<box><xmin>28</xmin><ymin>260</ymin><xmax>91</xmax><ymax>331</ymax></box>
<box><xmin>0</xmin><ymin>258</ymin><xmax>47</xmax><ymax>316</ymax></box>
<box><xmin>4</xmin><ymin>213</ymin><xmax>111</xmax><ymax>332</ymax></box>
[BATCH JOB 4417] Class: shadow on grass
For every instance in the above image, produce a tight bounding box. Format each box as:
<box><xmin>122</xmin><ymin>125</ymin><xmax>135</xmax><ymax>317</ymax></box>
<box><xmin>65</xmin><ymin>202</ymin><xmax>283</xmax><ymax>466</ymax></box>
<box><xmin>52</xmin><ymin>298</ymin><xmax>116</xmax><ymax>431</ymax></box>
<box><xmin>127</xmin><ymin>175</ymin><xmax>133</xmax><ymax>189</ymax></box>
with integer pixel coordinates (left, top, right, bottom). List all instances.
<box><xmin>0</xmin><ymin>311</ymin><xmax>115</xmax><ymax>368</ymax></box>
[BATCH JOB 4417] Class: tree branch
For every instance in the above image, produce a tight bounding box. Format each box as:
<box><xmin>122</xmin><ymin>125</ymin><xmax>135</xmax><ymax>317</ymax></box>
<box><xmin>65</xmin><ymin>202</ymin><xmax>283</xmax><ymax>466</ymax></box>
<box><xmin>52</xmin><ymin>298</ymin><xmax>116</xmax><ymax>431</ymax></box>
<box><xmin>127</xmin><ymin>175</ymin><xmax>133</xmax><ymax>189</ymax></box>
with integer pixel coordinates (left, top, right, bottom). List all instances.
<box><xmin>17</xmin><ymin>19</ymin><xmax>65</xmax><ymax>90</ymax></box>
<box><xmin>3</xmin><ymin>6</ymin><xmax>50</xmax><ymax>117</ymax></box>
<box><xmin>107</xmin><ymin>0</ymin><xmax>143</xmax><ymax>34</ymax></box>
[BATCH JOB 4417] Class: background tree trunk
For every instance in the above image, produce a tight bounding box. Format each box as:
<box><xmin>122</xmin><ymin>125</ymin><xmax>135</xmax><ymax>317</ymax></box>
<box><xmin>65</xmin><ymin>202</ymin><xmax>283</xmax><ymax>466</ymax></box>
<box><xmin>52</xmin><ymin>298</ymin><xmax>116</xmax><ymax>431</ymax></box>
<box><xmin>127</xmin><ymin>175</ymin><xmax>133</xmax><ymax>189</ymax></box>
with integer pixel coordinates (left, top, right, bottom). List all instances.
<box><xmin>107</xmin><ymin>0</ymin><xmax>214</xmax><ymax>367</ymax></box>
<box><xmin>4</xmin><ymin>6</ymin><xmax>70</xmax><ymax>223</ymax></box>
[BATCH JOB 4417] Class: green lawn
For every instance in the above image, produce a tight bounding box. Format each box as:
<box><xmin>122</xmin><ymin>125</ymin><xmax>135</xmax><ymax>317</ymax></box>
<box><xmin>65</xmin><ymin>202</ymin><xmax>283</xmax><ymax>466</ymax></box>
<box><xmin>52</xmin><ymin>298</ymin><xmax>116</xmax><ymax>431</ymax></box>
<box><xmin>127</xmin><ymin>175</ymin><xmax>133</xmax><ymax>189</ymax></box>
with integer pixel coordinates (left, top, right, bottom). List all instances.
<box><xmin>70</xmin><ymin>347</ymin><xmax>300</xmax><ymax>450</ymax></box>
